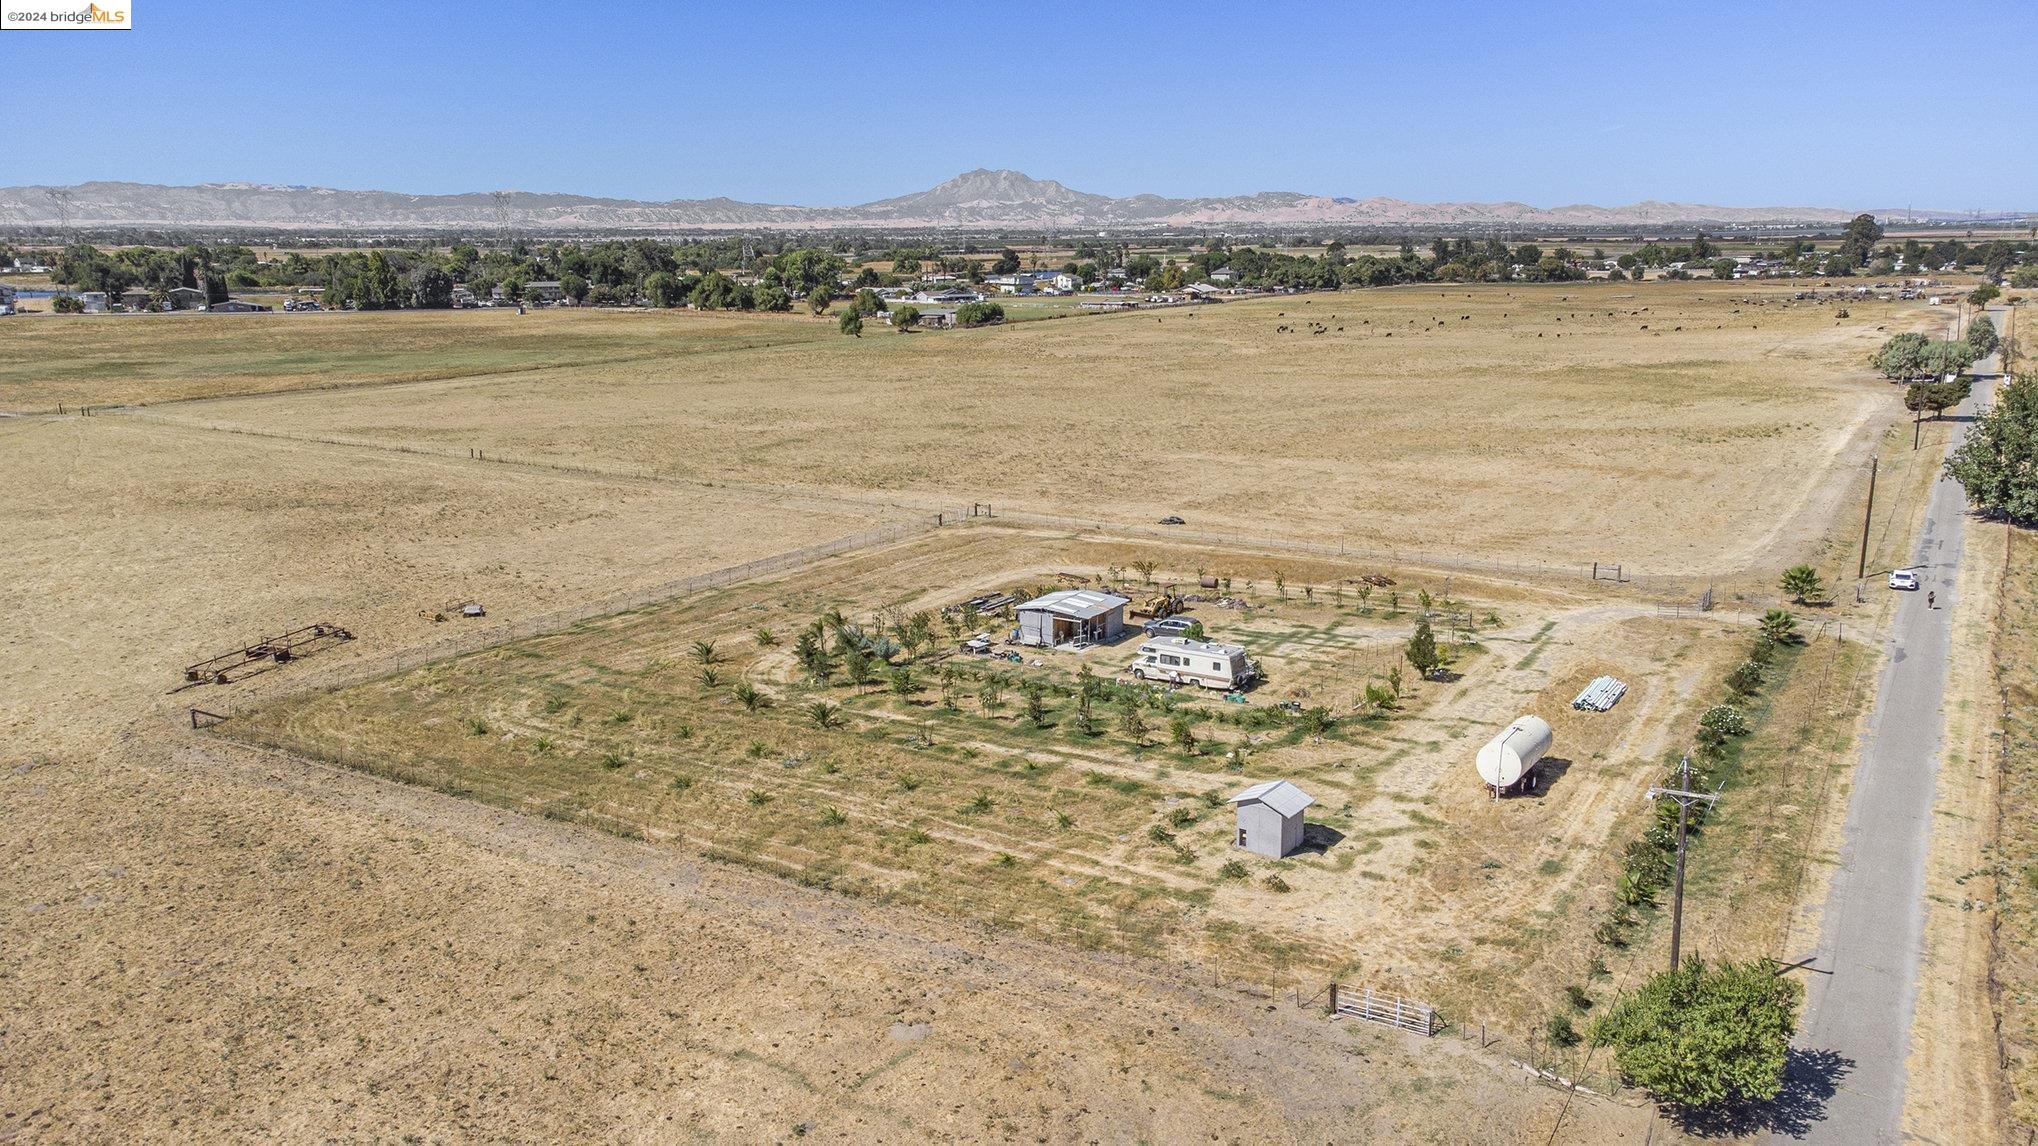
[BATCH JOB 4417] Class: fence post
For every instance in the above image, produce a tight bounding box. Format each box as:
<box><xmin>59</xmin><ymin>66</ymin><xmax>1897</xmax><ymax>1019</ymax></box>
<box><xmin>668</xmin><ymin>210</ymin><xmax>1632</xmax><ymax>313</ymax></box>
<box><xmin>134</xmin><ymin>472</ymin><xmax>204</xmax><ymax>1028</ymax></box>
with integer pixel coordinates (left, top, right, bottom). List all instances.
<box><xmin>1328</xmin><ymin>981</ymin><xmax>1338</xmax><ymax>1015</ymax></box>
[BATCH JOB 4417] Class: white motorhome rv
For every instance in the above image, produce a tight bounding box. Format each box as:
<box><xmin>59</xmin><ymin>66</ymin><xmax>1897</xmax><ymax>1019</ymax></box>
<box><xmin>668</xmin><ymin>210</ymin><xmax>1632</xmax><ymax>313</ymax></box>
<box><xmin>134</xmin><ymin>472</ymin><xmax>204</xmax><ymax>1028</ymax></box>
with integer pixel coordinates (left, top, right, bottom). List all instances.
<box><xmin>1129</xmin><ymin>636</ymin><xmax>1254</xmax><ymax>690</ymax></box>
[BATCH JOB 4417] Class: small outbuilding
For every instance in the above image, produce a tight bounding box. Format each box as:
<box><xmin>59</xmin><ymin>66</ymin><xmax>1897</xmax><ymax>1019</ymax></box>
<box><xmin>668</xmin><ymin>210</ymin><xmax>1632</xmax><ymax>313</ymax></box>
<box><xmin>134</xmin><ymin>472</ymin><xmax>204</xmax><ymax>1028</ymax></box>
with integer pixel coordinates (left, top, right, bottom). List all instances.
<box><xmin>1014</xmin><ymin>589</ymin><xmax>1129</xmax><ymax>648</ymax></box>
<box><xmin>1229</xmin><ymin>779</ymin><xmax>1314</xmax><ymax>858</ymax></box>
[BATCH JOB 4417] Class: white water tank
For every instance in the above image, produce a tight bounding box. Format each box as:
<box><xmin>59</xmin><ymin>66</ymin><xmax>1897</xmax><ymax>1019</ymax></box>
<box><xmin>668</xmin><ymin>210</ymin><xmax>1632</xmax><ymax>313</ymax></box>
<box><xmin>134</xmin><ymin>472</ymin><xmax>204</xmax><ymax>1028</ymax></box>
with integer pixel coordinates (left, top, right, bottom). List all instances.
<box><xmin>1476</xmin><ymin>716</ymin><xmax>1553</xmax><ymax>789</ymax></box>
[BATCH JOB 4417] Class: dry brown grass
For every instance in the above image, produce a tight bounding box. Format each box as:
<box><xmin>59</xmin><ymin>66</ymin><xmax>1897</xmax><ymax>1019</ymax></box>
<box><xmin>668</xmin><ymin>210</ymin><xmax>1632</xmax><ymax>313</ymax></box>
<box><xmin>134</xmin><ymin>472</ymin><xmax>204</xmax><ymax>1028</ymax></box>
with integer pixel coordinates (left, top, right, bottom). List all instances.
<box><xmin>0</xmin><ymin>306</ymin><xmax>832</xmax><ymax>409</ymax></box>
<box><xmin>0</xmin><ymin>277</ymin><xmax>1949</xmax><ymax>1140</ymax></box>
<box><xmin>0</xmin><ymin>417</ymin><xmax>1641</xmax><ymax>1140</ymax></box>
<box><xmin>92</xmin><ymin>281</ymin><xmax>1924</xmax><ymax>574</ymax></box>
<box><xmin>1984</xmin><ymin>526</ymin><xmax>2038</xmax><ymax>1132</ymax></box>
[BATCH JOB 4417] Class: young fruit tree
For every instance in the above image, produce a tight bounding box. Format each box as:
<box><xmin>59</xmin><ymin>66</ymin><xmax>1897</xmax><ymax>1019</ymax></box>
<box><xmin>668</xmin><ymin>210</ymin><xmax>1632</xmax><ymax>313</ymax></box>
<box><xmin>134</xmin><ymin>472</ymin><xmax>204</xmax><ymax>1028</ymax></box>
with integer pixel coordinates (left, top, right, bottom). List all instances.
<box><xmin>1404</xmin><ymin>614</ymin><xmax>1444</xmax><ymax>679</ymax></box>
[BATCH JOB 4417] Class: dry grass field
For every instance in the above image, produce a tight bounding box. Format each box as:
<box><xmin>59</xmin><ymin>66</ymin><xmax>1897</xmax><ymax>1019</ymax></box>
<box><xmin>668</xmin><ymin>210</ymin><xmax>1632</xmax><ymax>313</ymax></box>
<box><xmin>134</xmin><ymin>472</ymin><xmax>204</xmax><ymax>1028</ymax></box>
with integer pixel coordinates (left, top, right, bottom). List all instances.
<box><xmin>0</xmin><ymin>306</ymin><xmax>834</xmax><ymax>409</ymax></box>
<box><xmin>37</xmin><ymin>281</ymin><xmax>1922</xmax><ymax>576</ymax></box>
<box><xmin>0</xmin><ymin>278</ymin><xmax>1949</xmax><ymax>1141</ymax></box>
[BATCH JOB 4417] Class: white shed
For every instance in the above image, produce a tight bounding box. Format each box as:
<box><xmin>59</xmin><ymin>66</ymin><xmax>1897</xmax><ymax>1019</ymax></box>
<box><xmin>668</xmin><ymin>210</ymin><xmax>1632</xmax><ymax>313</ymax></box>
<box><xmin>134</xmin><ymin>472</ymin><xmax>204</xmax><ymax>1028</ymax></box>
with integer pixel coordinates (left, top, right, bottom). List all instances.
<box><xmin>1229</xmin><ymin>780</ymin><xmax>1314</xmax><ymax>858</ymax></box>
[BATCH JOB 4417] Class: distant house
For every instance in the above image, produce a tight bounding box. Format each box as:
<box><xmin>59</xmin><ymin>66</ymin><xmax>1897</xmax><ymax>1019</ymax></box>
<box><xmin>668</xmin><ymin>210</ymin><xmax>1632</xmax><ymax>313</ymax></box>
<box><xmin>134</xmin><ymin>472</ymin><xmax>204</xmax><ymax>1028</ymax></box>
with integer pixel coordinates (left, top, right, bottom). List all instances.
<box><xmin>78</xmin><ymin>291</ymin><xmax>108</xmax><ymax>313</ymax></box>
<box><xmin>1015</xmin><ymin>589</ymin><xmax>1130</xmax><ymax>647</ymax></box>
<box><xmin>207</xmin><ymin>298</ymin><xmax>271</xmax><ymax>313</ymax></box>
<box><xmin>1208</xmin><ymin>266</ymin><xmax>1238</xmax><ymax>284</ymax></box>
<box><xmin>913</xmin><ymin>287</ymin><xmax>982</xmax><ymax>305</ymax></box>
<box><xmin>523</xmin><ymin>280</ymin><xmax>565</xmax><ymax>303</ymax></box>
<box><xmin>913</xmin><ymin>307</ymin><xmax>957</xmax><ymax>329</ymax></box>
<box><xmin>1182</xmin><ymin>282</ymin><xmax>1226</xmax><ymax>299</ymax></box>
<box><xmin>164</xmin><ymin>286</ymin><xmax>207</xmax><ymax>311</ymax></box>
<box><xmin>119</xmin><ymin>287</ymin><xmax>154</xmax><ymax>311</ymax></box>
<box><xmin>1229</xmin><ymin>780</ymin><xmax>1315</xmax><ymax>859</ymax></box>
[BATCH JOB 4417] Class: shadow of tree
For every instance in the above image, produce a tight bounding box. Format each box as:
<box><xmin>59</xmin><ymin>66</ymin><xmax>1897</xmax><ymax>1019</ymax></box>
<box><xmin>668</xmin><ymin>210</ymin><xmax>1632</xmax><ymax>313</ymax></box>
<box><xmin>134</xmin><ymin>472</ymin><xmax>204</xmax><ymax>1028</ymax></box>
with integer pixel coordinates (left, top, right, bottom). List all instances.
<box><xmin>1667</xmin><ymin>1046</ymin><xmax>1851</xmax><ymax>1138</ymax></box>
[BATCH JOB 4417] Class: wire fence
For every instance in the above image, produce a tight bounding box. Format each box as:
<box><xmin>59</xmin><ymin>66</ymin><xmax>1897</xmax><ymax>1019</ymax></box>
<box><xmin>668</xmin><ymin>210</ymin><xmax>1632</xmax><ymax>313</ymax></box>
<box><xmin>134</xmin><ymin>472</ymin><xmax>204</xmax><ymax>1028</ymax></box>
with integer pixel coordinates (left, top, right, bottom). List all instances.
<box><xmin>975</xmin><ymin>509</ymin><xmax>1708</xmax><ymax>594</ymax></box>
<box><xmin>235</xmin><ymin>513</ymin><xmax>959</xmax><ymax>706</ymax></box>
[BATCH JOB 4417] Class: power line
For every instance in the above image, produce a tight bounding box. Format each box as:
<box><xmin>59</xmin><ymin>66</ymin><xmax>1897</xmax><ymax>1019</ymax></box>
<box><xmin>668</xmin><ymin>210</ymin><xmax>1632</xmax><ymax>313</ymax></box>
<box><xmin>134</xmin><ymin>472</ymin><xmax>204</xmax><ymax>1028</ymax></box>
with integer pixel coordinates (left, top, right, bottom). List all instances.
<box><xmin>1647</xmin><ymin>753</ymin><xmax>1722</xmax><ymax>971</ymax></box>
<box><xmin>45</xmin><ymin>188</ymin><xmax>74</xmax><ymax>239</ymax></box>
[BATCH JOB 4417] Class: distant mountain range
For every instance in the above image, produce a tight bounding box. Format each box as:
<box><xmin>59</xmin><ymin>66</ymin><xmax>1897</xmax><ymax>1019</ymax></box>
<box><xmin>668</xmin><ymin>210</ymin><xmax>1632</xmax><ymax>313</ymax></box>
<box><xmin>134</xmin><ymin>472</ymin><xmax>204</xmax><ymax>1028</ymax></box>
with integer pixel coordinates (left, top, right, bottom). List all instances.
<box><xmin>0</xmin><ymin>169</ymin><xmax>2001</xmax><ymax>233</ymax></box>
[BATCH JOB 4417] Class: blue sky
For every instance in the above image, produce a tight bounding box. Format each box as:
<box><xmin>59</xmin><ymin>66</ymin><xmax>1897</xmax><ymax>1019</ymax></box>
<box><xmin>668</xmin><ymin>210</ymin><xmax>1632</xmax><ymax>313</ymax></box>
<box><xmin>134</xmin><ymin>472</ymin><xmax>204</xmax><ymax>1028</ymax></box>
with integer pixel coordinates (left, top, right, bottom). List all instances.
<box><xmin>4</xmin><ymin>1</ymin><xmax>2030</xmax><ymax>209</ymax></box>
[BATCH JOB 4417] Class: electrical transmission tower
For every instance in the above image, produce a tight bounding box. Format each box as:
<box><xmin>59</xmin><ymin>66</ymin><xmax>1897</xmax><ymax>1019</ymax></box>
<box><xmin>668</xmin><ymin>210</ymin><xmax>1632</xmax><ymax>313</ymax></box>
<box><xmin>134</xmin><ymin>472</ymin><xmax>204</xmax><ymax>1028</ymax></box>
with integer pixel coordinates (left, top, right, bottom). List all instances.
<box><xmin>46</xmin><ymin>189</ymin><xmax>74</xmax><ymax>239</ymax></box>
<box><xmin>1647</xmin><ymin>754</ymin><xmax>1722</xmax><ymax>971</ymax></box>
<box><xmin>490</xmin><ymin>190</ymin><xmax>511</xmax><ymax>248</ymax></box>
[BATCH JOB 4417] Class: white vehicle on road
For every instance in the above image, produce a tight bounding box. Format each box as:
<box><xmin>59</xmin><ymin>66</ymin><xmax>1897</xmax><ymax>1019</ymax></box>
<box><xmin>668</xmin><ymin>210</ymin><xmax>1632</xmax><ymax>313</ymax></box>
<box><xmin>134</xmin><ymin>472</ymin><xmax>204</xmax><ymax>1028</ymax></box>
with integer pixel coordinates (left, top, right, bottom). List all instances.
<box><xmin>1888</xmin><ymin>570</ymin><xmax>1919</xmax><ymax>591</ymax></box>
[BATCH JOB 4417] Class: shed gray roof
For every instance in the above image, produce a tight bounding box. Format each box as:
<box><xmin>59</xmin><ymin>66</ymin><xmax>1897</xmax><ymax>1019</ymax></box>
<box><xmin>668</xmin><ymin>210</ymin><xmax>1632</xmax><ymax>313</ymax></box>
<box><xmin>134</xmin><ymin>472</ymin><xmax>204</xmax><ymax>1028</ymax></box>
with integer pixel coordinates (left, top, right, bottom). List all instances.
<box><xmin>1230</xmin><ymin>780</ymin><xmax>1315</xmax><ymax>818</ymax></box>
<box><xmin>1016</xmin><ymin>589</ymin><xmax>1130</xmax><ymax>621</ymax></box>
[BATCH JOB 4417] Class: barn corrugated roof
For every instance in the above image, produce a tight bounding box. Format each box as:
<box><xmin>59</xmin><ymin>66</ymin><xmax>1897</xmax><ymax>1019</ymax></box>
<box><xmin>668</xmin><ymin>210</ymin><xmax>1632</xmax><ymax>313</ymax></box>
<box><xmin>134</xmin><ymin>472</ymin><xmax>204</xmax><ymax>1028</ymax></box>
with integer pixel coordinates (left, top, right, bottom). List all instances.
<box><xmin>1016</xmin><ymin>589</ymin><xmax>1130</xmax><ymax>621</ymax></box>
<box><xmin>1229</xmin><ymin>779</ymin><xmax>1315</xmax><ymax>818</ymax></box>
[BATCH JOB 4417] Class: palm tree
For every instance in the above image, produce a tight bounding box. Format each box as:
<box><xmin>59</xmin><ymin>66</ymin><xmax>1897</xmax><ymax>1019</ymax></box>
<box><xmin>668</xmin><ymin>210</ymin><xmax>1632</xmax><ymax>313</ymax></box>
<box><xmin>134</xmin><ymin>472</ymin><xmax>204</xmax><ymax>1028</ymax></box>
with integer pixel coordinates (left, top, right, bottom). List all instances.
<box><xmin>1759</xmin><ymin>609</ymin><xmax>1798</xmax><ymax>644</ymax></box>
<box><xmin>807</xmin><ymin>702</ymin><xmax>842</xmax><ymax>730</ymax></box>
<box><xmin>692</xmin><ymin>639</ymin><xmax>720</xmax><ymax>666</ymax></box>
<box><xmin>1779</xmin><ymin>565</ymin><xmax>1824</xmax><ymax>605</ymax></box>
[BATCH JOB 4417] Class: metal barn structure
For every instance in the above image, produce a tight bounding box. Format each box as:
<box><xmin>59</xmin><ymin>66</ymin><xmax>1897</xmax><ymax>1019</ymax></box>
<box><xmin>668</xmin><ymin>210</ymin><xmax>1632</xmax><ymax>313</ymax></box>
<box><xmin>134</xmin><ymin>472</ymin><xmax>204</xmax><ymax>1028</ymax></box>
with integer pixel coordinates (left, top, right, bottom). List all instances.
<box><xmin>1014</xmin><ymin>589</ymin><xmax>1129</xmax><ymax>648</ymax></box>
<box><xmin>1229</xmin><ymin>780</ymin><xmax>1314</xmax><ymax>858</ymax></box>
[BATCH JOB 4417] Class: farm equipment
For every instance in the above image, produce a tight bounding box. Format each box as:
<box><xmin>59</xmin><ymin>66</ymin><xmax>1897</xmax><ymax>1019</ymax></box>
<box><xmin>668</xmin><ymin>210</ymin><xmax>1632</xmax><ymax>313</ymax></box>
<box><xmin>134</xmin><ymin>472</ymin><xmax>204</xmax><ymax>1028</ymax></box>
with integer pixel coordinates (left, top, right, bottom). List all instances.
<box><xmin>945</xmin><ymin>591</ymin><xmax>1017</xmax><ymax>617</ymax></box>
<box><xmin>1129</xmin><ymin>587</ymin><xmax>1186</xmax><ymax>620</ymax></box>
<box><xmin>182</xmin><ymin>622</ymin><xmax>353</xmax><ymax>685</ymax></box>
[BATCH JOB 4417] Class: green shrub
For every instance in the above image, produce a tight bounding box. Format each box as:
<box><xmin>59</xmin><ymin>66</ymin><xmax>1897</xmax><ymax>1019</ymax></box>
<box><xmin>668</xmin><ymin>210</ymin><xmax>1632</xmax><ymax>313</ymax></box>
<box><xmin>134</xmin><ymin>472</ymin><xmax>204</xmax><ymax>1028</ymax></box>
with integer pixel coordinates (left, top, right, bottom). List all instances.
<box><xmin>1590</xmin><ymin>957</ymin><xmax>1802</xmax><ymax>1108</ymax></box>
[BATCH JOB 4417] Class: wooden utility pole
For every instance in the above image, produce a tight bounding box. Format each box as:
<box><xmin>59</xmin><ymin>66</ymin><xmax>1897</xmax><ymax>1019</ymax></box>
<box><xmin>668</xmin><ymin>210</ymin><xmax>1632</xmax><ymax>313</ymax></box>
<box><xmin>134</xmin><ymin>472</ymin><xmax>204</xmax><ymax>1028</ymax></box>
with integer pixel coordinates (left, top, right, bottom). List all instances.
<box><xmin>1650</xmin><ymin>754</ymin><xmax>1721</xmax><ymax>971</ymax></box>
<box><xmin>1857</xmin><ymin>457</ymin><xmax>1878</xmax><ymax>580</ymax></box>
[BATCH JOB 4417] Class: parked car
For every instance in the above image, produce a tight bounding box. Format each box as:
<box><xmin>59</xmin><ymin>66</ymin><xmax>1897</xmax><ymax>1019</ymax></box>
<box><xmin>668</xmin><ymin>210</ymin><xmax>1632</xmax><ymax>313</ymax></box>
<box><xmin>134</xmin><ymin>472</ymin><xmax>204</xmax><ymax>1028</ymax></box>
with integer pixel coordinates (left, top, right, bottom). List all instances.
<box><xmin>1889</xmin><ymin>570</ymin><xmax>1919</xmax><ymax>591</ymax></box>
<box><xmin>1158</xmin><ymin>515</ymin><xmax>1185</xmax><ymax>525</ymax></box>
<box><xmin>1142</xmin><ymin>615</ymin><xmax>1198</xmax><ymax>637</ymax></box>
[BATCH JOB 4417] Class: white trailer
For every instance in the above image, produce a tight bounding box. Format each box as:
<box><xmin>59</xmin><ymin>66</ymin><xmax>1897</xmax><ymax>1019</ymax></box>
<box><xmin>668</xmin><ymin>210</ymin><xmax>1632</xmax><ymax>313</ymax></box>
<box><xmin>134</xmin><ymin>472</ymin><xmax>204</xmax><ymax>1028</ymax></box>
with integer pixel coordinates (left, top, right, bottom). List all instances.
<box><xmin>1129</xmin><ymin>636</ymin><xmax>1254</xmax><ymax>690</ymax></box>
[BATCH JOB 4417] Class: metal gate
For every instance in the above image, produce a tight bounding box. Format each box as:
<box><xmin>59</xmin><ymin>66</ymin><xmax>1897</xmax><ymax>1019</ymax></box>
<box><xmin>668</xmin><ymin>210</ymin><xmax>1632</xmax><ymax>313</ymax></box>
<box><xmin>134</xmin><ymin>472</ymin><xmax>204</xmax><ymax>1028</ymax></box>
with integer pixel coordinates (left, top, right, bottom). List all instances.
<box><xmin>1330</xmin><ymin>984</ymin><xmax>1437</xmax><ymax>1036</ymax></box>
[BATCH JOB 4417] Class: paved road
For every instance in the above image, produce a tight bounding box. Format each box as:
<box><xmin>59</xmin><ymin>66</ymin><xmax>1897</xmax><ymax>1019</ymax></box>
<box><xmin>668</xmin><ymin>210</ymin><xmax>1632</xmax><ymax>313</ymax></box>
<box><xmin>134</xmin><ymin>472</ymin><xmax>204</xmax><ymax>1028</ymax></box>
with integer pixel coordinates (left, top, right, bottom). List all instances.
<box><xmin>1779</xmin><ymin>319</ymin><xmax>1999</xmax><ymax>1143</ymax></box>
